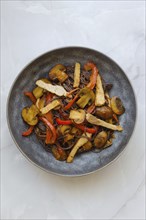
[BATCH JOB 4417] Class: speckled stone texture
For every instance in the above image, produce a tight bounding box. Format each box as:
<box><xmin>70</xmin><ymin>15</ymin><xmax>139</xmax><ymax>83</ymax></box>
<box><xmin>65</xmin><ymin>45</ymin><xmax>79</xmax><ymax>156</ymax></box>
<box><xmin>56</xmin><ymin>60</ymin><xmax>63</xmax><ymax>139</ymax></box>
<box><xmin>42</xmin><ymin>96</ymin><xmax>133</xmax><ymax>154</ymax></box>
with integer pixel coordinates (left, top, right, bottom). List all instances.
<box><xmin>7</xmin><ymin>47</ymin><xmax>136</xmax><ymax>176</ymax></box>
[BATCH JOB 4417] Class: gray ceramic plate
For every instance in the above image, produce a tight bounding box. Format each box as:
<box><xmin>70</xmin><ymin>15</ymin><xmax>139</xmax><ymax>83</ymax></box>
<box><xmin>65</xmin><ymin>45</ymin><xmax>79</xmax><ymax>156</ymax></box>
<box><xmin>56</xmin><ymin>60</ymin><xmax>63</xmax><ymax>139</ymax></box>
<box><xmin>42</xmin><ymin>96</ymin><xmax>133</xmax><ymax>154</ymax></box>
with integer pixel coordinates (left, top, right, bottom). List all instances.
<box><xmin>7</xmin><ymin>47</ymin><xmax>136</xmax><ymax>176</ymax></box>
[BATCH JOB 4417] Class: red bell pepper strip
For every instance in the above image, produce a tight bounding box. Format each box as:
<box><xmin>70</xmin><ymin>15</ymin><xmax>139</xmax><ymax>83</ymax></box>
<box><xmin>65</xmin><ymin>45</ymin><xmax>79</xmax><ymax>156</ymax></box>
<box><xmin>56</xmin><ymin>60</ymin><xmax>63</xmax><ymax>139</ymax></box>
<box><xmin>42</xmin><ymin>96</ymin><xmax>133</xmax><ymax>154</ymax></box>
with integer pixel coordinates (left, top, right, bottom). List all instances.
<box><xmin>74</xmin><ymin>124</ymin><xmax>98</xmax><ymax>134</ymax></box>
<box><xmin>46</xmin><ymin>92</ymin><xmax>53</xmax><ymax>105</ymax></box>
<box><xmin>84</xmin><ymin>62</ymin><xmax>98</xmax><ymax>89</ymax></box>
<box><xmin>39</xmin><ymin>117</ymin><xmax>57</xmax><ymax>143</ymax></box>
<box><xmin>24</xmin><ymin>92</ymin><xmax>36</xmax><ymax>104</ymax></box>
<box><xmin>56</xmin><ymin>118</ymin><xmax>72</xmax><ymax>125</ymax></box>
<box><xmin>56</xmin><ymin>118</ymin><xmax>97</xmax><ymax>133</ymax></box>
<box><xmin>64</xmin><ymin>94</ymin><xmax>79</xmax><ymax>110</ymax></box>
<box><xmin>22</xmin><ymin>126</ymin><xmax>34</xmax><ymax>136</ymax></box>
<box><xmin>87</xmin><ymin>103</ymin><xmax>96</xmax><ymax>114</ymax></box>
<box><xmin>44</xmin><ymin>111</ymin><xmax>53</xmax><ymax>124</ymax></box>
<box><xmin>45</xmin><ymin>127</ymin><xmax>53</xmax><ymax>144</ymax></box>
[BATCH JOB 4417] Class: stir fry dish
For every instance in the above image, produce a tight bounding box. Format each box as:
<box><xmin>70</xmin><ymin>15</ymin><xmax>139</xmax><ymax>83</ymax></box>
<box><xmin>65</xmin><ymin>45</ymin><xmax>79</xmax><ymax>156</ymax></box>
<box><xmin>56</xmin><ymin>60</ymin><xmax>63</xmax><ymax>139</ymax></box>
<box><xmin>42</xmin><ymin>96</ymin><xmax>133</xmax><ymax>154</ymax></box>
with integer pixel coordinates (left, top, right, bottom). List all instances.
<box><xmin>21</xmin><ymin>62</ymin><xmax>125</xmax><ymax>163</ymax></box>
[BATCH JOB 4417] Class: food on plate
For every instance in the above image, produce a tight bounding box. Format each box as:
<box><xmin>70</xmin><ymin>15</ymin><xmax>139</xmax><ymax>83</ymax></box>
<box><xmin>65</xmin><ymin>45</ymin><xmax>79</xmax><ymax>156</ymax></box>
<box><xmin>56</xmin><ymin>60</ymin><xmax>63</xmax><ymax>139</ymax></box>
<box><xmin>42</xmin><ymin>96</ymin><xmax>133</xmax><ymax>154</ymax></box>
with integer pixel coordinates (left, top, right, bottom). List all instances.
<box><xmin>95</xmin><ymin>106</ymin><xmax>113</xmax><ymax>120</ymax></box>
<box><xmin>73</xmin><ymin>62</ymin><xmax>81</xmax><ymax>88</ymax></box>
<box><xmin>95</xmin><ymin>74</ymin><xmax>106</xmax><ymax>106</ymax></box>
<box><xmin>111</xmin><ymin>96</ymin><xmax>125</xmax><ymax>115</ymax></box>
<box><xmin>21</xmin><ymin>62</ymin><xmax>125</xmax><ymax>162</ymax></box>
<box><xmin>94</xmin><ymin>131</ymin><xmax>108</xmax><ymax>148</ymax></box>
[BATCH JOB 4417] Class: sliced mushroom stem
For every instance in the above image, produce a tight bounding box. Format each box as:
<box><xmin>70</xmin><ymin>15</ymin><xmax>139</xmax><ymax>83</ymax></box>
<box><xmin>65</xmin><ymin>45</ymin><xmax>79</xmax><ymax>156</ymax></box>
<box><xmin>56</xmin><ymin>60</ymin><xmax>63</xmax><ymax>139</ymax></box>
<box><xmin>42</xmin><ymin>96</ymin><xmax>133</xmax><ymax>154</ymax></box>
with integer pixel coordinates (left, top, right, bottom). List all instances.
<box><xmin>69</xmin><ymin>109</ymin><xmax>85</xmax><ymax>124</ymax></box>
<box><xmin>86</xmin><ymin>113</ymin><xmax>123</xmax><ymax>131</ymax></box>
<box><xmin>95</xmin><ymin>74</ymin><xmax>105</xmax><ymax>106</ymax></box>
<box><xmin>67</xmin><ymin>132</ymin><xmax>92</xmax><ymax>163</ymax></box>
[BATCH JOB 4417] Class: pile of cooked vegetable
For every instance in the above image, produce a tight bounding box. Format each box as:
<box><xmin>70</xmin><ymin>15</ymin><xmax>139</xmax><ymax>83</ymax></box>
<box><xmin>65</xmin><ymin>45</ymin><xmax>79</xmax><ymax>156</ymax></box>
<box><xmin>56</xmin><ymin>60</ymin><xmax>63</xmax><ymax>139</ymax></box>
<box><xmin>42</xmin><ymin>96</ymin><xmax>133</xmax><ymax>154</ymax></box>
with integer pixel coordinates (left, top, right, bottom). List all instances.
<box><xmin>21</xmin><ymin>62</ymin><xmax>125</xmax><ymax>163</ymax></box>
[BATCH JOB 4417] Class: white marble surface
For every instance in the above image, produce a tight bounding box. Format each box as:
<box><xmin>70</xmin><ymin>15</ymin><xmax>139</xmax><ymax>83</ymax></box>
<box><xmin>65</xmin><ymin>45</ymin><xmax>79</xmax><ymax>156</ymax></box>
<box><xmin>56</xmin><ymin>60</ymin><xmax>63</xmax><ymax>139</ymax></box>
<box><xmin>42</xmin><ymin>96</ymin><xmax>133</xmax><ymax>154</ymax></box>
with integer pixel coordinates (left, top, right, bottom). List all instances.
<box><xmin>1</xmin><ymin>1</ymin><xmax>145</xmax><ymax>219</ymax></box>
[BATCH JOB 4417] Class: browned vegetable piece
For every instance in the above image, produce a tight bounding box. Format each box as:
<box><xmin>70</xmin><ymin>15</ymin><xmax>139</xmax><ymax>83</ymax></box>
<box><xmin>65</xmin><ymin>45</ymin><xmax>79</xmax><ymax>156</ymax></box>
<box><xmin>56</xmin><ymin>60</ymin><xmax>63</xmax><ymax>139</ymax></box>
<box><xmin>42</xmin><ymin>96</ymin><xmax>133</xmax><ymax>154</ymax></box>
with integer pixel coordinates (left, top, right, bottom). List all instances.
<box><xmin>36</xmin><ymin>80</ymin><xmax>67</xmax><ymax>96</ymax></box>
<box><xmin>36</xmin><ymin>96</ymin><xmax>46</xmax><ymax>110</ymax></box>
<box><xmin>86</xmin><ymin>113</ymin><xmax>123</xmax><ymax>131</ymax></box>
<box><xmin>21</xmin><ymin>104</ymin><xmax>39</xmax><ymax>126</ymax></box>
<box><xmin>33</xmin><ymin>78</ymin><xmax>50</xmax><ymax>99</ymax></box>
<box><xmin>64</xmin><ymin>133</ymin><xmax>74</xmax><ymax>142</ymax></box>
<box><xmin>49</xmin><ymin>64</ymin><xmax>68</xmax><ymax>83</ymax></box>
<box><xmin>33</xmin><ymin>87</ymin><xmax>44</xmax><ymax>99</ymax></box>
<box><xmin>94</xmin><ymin>131</ymin><xmax>108</xmax><ymax>148</ymax></box>
<box><xmin>103</xmin><ymin>139</ymin><xmax>113</xmax><ymax>148</ymax></box>
<box><xmin>106</xmin><ymin>118</ymin><xmax>113</xmax><ymax>124</ymax></box>
<box><xmin>67</xmin><ymin>132</ymin><xmax>92</xmax><ymax>163</ymax></box>
<box><xmin>80</xmin><ymin>141</ymin><xmax>92</xmax><ymax>152</ymax></box>
<box><xmin>76</xmin><ymin>87</ymin><xmax>95</xmax><ymax>108</ymax></box>
<box><xmin>95</xmin><ymin>106</ymin><xmax>113</xmax><ymax>120</ymax></box>
<box><xmin>111</xmin><ymin>96</ymin><xmax>125</xmax><ymax>115</ymax></box>
<box><xmin>59</xmin><ymin>125</ymin><xmax>72</xmax><ymax>135</ymax></box>
<box><xmin>52</xmin><ymin>146</ymin><xmax>67</xmax><ymax>161</ymax></box>
<box><xmin>95</xmin><ymin>74</ymin><xmax>105</xmax><ymax>106</ymax></box>
<box><xmin>69</xmin><ymin>109</ymin><xmax>85</xmax><ymax>124</ymax></box>
<box><xmin>105</xmin><ymin>91</ymin><xmax>111</xmax><ymax>107</ymax></box>
<box><xmin>71</xmin><ymin>127</ymin><xmax>82</xmax><ymax>136</ymax></box>
<box><xmin>40</xmin><ymin>78</ymin><xmax>51</xmax><ymax>83</ymax></box>
<box><xmin>40</xmin><ymin>99</ymin><xmax>61</xmax><ymax>114</ymax></box>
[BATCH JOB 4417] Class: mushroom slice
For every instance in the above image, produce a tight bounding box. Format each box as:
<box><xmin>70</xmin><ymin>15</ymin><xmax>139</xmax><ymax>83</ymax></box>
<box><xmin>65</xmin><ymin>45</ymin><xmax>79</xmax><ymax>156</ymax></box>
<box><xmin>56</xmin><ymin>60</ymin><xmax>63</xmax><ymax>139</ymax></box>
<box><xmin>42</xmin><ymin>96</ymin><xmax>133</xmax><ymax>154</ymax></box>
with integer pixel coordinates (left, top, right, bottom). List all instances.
<box><xmin>21</xmin><ymin>105</ymin><xmax>39</xmax><ymax>126</ymax></box>
<box><xmin>111</xmin><ymin>96</ymin><xmax>125</xmax><ymax>115</ymax></box>
<box><xmin>36</xmin><ymin>80</ymin><xmax>67</xmax><ymax>96</ymax></box>
<box><xmin>69</xmin><ymin>109</ymin><xmax>85</xmax><ymax>124</ymax></box>
<box><xmin>95</xmin><ymin>74</ymin><xmax>105</xmax><ymax>106</ymax></box>
<box><xmin>94</xmin><ymin>131</ymin><xmax>108</xmax><ymax>148</ymax></box>
<box><xmin>86</xmin><ymin>113</ymin><xmax>123</xmax><ymax>131</ymax></box>
<box><xmin>49</xmin><ymin>64</ymin><xmax>68</xmax><ymax>83</ymax></box>
<box><xmin>95</xmin><ymin>106</ymin><xmax>113</xmax><ymax>120</ymax></box>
